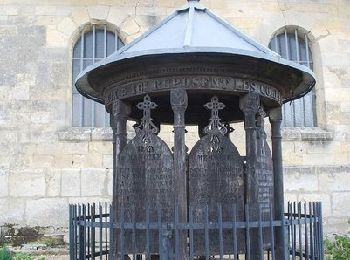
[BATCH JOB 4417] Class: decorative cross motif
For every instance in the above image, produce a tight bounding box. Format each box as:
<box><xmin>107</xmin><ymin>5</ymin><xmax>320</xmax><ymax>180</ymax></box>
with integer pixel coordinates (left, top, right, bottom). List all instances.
<box><xmin>203</xmin><ymin>96</ymin><xmax>227</xmax><ymax>135</ymax></box>
<box><xmin>136</xmin><ymin>95</ymin><xmax>158</xmax><ymax>134</ymax></box>
<box><xmin>137</xmin><ymin>95</ymin><xmax>157</xmax><ymax>120</ymax></box>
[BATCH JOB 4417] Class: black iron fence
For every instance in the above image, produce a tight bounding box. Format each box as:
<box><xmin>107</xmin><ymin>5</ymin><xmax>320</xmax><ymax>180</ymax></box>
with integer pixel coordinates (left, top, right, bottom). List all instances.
<box><xmin>69</xmin><ymin>202</ymin><xmax>324</xmax><ymax>260</ymax></box>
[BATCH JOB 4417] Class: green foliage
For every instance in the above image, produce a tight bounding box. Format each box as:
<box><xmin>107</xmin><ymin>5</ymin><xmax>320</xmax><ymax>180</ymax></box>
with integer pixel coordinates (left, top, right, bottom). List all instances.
<box><xmin>0</xmin><ymin>233</ymin><xmax>5</xmax><ymax>248</ymax></box>
<box><xmin>0</xmin><ymin>248</ymin><xmax>45</xmax><ymax>260</ymax></box>
<box><xmin>0</xmin><ymin>247</ymin><xmax>11</xmax><ymax>260</ymax></box>
<box><xmin>12</xmin><ymin>253</ymin><xmax>33</xmax><ymax>260</ymax></box>
<box><xmin>325</xmin><ymin>235</ymin><xmax>350</xmax><ymax>260</ymax></box>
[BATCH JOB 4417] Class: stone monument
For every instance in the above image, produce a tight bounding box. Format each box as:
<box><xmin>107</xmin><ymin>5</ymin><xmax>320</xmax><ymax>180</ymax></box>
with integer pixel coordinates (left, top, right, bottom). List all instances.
<box><xmin>74</xmin><ymin>0</ymin><xmax>316</xmax><ymax>258</ymax></box>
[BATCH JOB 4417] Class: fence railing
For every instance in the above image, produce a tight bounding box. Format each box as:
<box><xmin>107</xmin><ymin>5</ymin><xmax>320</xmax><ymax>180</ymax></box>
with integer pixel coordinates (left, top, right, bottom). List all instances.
<box><xmin>69</xmin><ymin>202</ymin><xmax>324</xmax><ymax>260</ymax></box>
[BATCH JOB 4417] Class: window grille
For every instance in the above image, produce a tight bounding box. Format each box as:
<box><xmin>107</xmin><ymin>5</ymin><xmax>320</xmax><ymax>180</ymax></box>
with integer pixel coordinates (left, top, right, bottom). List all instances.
<box><xmin>72</xmin><ymin>24</ymin><xmax>124</xmax><ymax>127</ymax></box>
<box><xmin>269</xmin><ymin>28</ymin><xmax>316</xmax><ymax>127</ymax></box>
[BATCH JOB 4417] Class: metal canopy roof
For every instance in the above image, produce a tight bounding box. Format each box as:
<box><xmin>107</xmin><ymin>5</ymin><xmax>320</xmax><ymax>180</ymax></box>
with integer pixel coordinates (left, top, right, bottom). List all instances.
<box><xmin>75</xmin><ymin>0</ymin><xmax>316</xmax><ymax>104</ymax></box>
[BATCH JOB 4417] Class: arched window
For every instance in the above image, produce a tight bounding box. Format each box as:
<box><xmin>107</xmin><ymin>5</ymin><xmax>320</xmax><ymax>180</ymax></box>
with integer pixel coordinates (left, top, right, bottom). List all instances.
<box><xmin>269</xmin><ymin>27</ymin><xmax>316</xmax><ymax>127</ymax></box>
<box><xmin>72</xmin><ymin>24</ymin><xmax>124</xmax><ymax>127</ymax></box>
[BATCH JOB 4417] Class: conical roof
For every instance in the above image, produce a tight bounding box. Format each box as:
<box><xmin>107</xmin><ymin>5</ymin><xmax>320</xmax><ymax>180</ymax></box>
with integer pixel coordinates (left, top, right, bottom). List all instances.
<box><xmin>76</xmin><ymin>0</ymin><xmax>315</xmax><ymax>105</ymax></box>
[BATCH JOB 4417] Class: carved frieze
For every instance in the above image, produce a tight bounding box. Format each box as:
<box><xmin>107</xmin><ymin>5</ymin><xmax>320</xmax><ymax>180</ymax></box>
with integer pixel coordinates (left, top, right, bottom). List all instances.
<box><xmin>102</xmin><ymin>65</ymin><xmax>282</xmax><ymax>106</ymax></box>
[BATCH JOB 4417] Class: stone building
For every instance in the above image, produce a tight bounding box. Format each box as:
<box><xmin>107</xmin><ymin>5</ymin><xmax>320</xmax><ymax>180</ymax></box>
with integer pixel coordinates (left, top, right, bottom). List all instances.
<box><xmin>0</xmin><ymin>0</ymin><xmax>349</xmax><ymax>241</ymax></box>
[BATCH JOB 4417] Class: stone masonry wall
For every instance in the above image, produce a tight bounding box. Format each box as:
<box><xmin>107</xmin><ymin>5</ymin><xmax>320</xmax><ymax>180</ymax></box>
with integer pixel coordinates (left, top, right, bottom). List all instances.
<box><xmin>0</xmin><ymin>0</ymin><xmax>349</xmax><ymax>239</ymax></box>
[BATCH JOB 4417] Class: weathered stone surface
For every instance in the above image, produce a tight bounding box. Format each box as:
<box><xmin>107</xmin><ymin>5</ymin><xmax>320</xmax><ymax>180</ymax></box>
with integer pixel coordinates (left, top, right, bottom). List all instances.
<box><xmin>120</xmin><ymin>16</ymin><xmax>141</xmax><ymax>36</ymax></box>
<box><xmin>0</xmin><ymin>169</ymin><xmax>9</xmax><ymax>197</ymax></box>
<box><xmin>298</xmin><ymin>193</ymin><xmax>332</xmax><ymax>217</ymax></box>
<box><xmin>81</xmin><ymin>168</ymin><xmax>107</xmax><ymax>196</ymax></box>
<box><xmin>284</xmin><ymin>167</ymin><xmax>319</xmax><ymax>192</ymax></box>
<box><xmin>61</xmin><ymin>169</ymin><xmax>80</xmax><ymax>196</ymax></box>
<box><xmin>0</xmin><ymin>198</ymin><xmax>26</xmax><ymax>223</ymax></box>
<box><xmin>87</xmin><ymin>5</ymin><xmax>110</xmax><ymax>20</ymax></box>
<box><xmin>332</xmin><ymin>192</ymin><xmax>350</xmax><ymax>216</ymax></box>
<box><xmin>25</xmin><ymin>198</ymin><xmax>68</xmax><ymax>226</ymax></box>
<box><xmin>46</xmin><ymin>169</ymin><xmax>61</xmax><ymax>197</ymax></box>
<box><xmin>9</xmin><ymin>171</ymin><xmax>46</xmax><ymax>197</ymax></box>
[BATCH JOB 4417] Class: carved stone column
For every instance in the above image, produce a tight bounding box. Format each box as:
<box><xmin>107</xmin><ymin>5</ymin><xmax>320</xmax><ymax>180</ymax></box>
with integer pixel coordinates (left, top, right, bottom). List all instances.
<box><xmin>111</xmin><ymin>99</ymin><xmax>130</xmax><ymax>259</ymax></box>
<box><xmin>239</xmin><ymin>93</ymin><xmax>259</xmax><ymax>206</ymax></box>
<box><xmin>239</xmin><ymin>93</ymin><xmax>262</xmax><ymax>259</ymax></box>
<box><xmin>170</xmin><ymin>89</ymin><xmax>188</xmax><ymax>260</ymax></box>
<box><xmin>269</xmin><ymin>107</ymin><xmax>287</xmax><ymax>260</ymax></box>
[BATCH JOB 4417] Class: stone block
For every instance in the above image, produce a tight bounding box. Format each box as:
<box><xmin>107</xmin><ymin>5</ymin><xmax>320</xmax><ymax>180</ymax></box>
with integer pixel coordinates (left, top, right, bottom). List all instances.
<box><xmin>9</xmin><ymin>171</ymin><xmax>46</xmax><ymax>197</ymax></box>
<box><xmin>46</xmin><ymin>28</ymin><xmax>67</xmax><ymax>47</ymax></box>
<box><xmin>0</xmin><ymin>198</ymin><xmax>26</xmax><ymax>224</ymax></box>
<box><xmin>36</xmin><ymin>15</ymin><xmax>63</xmax><ymax>26</ymax></box>
<box><xmin>71</xmin><ymin>8</ymin><xmax>89</xmax><ymax>25</ymax></box>
<box><xmin>332</xmin><ymin>192</ymin><xmax>350</xmax><ymax>216</ymax></box>
<box><xmin>25</xmin><ymin>198</ymin><xmax>68</xmax><ymax>227</ymax></box>
<box><xmin>324</xmin><ymin>217</ymin><xmax>350</xmax><ymax>236</ymax></box>
<box><xmin>283</xmin><ymin>153</ymin><xmax>303</xmax><ymax>166</ymax></box>
<box><xmin>107</xmin><ymin>6</ymin><xmax>129</xmax><ymax>27</ymax></box>
<box><xmin>35</xmin><ymin>6</ymin><xmax>57</xmax><ymax>16</ymax></box>
<box><xmin>0</xmin><ymin>6</ymin><xmax>18</xmax><ymax>16</ymax></box>
<box><xmin>284</xmin><ymin>167</ymin><xmax>318</xmax><ymax>192</ymax></box>
<box><xmin>9</xmin><ymin>85</ymin><xmax>30</xmax><ymax>100</ymax></box>
<box><xmin>0</xmin><ymin>169</ymin><xmax>9</xmax><ymax>197</ymax></box>
<box><xmin>50</xmin><ymin>62</ymin><xmax>68</xmax><ymax>86</ymax></box>
<box><xmin>302</xmin><ymin>153</ymin><xmax>348</xmax><ymax>166</ymax></box>
<box><xmin>281</xmin><ymin>141</ymin><xmax>295</xmax><ymax>156</ymax></box>
<box><xmin>307</xmin><ymin>141</ymin><xmax>341</xmax><ymax>154</ymax></box>
<box><xmin>31</xmin><ymin>112</ymin><xmax>51</xmax><ymax>125</ymax></box>
<box><xmin>88</xmin><ymin>5</ymin><xmax>110</xmax><ymax>20</ymax></box>
<box><xmin>59</xmin><ymin>142</ymin><xmax>89</xmax><ymax>155</ymax></box>
<box><xmin>46</xmin><ymin>169</ymin><xmax>61</xmax><ymax>197</ymax></box>
<box><xmin>91</xmin><ymin>127</ymin><xmax>113</xmax><ymax>141</ymax></box>
<box><xmin>58</xmin><ymin>128</ymin><xmax>91</xmax><ymax>141</ymax></box>
<box><xmin>88</xmin><ymin>141</ymin><xmax>112</xmax><ymax>153</ymax></box>
<box><xmin>81</xmin><ymin>168</ymin><xmax>107</xmax><ymax>196</ymax></box>
<box><xmin>30</xmin><ymin>154</ymin><xmax>54</xmax><ymax>168</ymax></box>
<box><xmin>61</xmin><ymin>169</ymin><xmax>80</xmax><ymax>197</ymax></box>
<box><xmin>57</xmin><ymin>17</ymin><xmax>78</xmax><ymax>37</ymax></box>
<box><xmin>107</xmin><ymin>169</ymin><xmax>113</xmax><ymax>196</ymax></box>
<box><xmin>340</xmin><ymin>102</ymin><xmax>350</xmax><ymax>113</ymax></box>
<box><xmin>318</xmin><ymin>170</ymin><xmax>350</xmax><ymax>192</ymax></box>
<box><xmin>54</xmin><ymin>154</ymin><xmax>73</xmax><ymax>168</ymax></box>
<box><xmin>72</xmin><ymin>154</ymin><xmax>103</xmax><ymax>168</ymax></box>
<box><xmin>120</xmin><ymin>16</ymin><xmax>141</xmax><ymax>36</ymax></box>
<box><xmin>102</xmin><ymin>154</ymin><xmax>113</xmax><ymax>169</ymax></box>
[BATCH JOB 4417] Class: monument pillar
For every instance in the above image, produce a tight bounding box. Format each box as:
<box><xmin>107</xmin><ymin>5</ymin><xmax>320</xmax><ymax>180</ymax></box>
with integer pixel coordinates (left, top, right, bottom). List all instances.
<box><xmin>269</xmin><ymin>107</ymin><xmax>287</xmax><ymax>260</ymax></box>
<box><xmin>170</xmin><ymin>89</ymin><xmax>188</xmax><ymax>260</ymax></box>
<box><xmin>239</xmin><ymin>93</ymin><xmax>263</xmax><ymax>259</ymax></box>
<box><xmin>239</xmin><ymin>93</ymin><xmax>260</xmax><ymax>206</ymax></box>
<box><xmin>111</xmin><ymin>99</ymin><xmax>130</xmax><ymax>259</ymax></box>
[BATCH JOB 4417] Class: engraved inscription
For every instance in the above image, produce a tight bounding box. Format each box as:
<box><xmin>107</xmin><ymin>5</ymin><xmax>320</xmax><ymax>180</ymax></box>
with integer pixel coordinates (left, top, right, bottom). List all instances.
<box><xmin>256</xmin><ymin>107</ymin><xmax>274</xmax><ymax>215</ymax></box>
<box><xmin>189</xmin><ymin>97</ymin><xmax>244</xmax><ymax>254</ymax></box>
<box><xmin>117</xmin><ymin>96</ymin><xmax>174</xmax><ymax>253</ymax></box>
<box><xmin>104</xmin><ymin>76</ymin><xmax>282</xmax><ymax>105</ymax></box>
